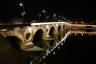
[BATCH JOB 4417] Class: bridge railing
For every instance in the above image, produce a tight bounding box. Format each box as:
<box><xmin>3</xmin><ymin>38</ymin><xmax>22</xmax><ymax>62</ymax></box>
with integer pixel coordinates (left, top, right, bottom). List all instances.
<box><xmin>30</xmin><ymin>22</ymin><xmax>70</xmax><ymax>26</ymax></box>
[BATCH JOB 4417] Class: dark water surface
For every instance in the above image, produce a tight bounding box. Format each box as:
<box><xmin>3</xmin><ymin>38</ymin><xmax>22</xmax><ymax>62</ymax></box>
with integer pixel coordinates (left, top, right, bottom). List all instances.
<box><xmin>39</xmin><ymin>33</ymin><xmax>96</xmax><ymax>64</ymax></box>
<box><xmin>0</xmin><ymin>33</ymin><xmax>96</xmax><ymax>64</ymax></box>
<box><xmin>0</xmin><ymin>34</ymin><xmax>30</xmax><ymax>64</ymax></box>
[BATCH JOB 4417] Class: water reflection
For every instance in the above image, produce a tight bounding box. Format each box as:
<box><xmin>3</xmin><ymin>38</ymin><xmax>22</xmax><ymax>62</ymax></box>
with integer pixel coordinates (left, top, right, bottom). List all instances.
<box><xmin>31</xmin><ymin>30</ymin><xmax>68</xmax><ymax>64</ymax></box>
<box><xmin>39</xmin><ymin>31</ymin><xmax>96</xmax><ymax>64</ymax></box>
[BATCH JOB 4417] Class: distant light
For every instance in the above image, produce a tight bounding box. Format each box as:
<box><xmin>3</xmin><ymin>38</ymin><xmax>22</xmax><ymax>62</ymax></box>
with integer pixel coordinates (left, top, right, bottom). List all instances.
<box><xmin>53</xmin><ymin>13</ymin><xmax>56</xmax><ymax>17</ymax></box>
<box><xmin>53</xmin><ymin>52</ymin><xmax>55</xmax><ymax>55</ymax></box>
<box><xmin>46</xmin><ymin>16</ymin><xmax>49</xmax><ymax>18</ymax></box>
<box><xmin>42</xmin><ymin>10</ymin><xmax>46</xmax><ymax>13</ymax></box>
<box><xmin>38</xmin><ymin>14</ymin><xmax>41</xmax><ymax>17</ymax></box>
<box><xmin>19</xmin><ymin>2</ymin><xmax>23</xmax><ymax>7</ymax></box>
<box><xmin>59</xmin><ymin>16</ymin><xmax>61</xmax><ymax>18</ymax></box>
<box><xmin>43</xmin><ymin>56</ymin><xmax>45</xmax><ymax>59</ymax></box>
<box><xmin>21</xmin><ymin>11</ymin><xmax>26</xmax><ymax>16</ymax></box>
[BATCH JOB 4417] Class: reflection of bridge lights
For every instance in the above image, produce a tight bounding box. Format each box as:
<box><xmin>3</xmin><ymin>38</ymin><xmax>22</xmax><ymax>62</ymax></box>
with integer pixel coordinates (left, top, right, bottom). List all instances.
<box><xmin>61</xmin><ymin>43</ymin><xmax>64</xmax><ymax>46</ymax></box>
<box><xmin>43</xmin><ymin>56</ymin><xmax>45</xmax><ymax>59</ymax></box>
<box><xmin>69</xmin><ymin>31</ymin><xmax>96</xmax><ymax>35</ymax></box>
<box><xmin>51</xmin><ymin>49</ymin><xmax>53</xmax><ymax>52</ymax></box>
<box><xmin>58</xmin><ymin>46</ymin><xmax>60</xmax><ymax>49</ymax></box>
<box><xmin>53</xmin><ymin>52</ymin><xmax>55</xmax><ymax>55</ymax></box>
<box><xmin>39</xmin><ymin>59</ymin><xmax>41</xmax><ymax>62</ymax></box>
<box><xmin>30</xmin><ymin>61</ymin><xmax>32</xmax><ymax>64</ymax></box>
<box><xmin>81</xmin><ymin>33</ymin><xmax>84</xmax><ymax>36</ymax></box>
<box><xmin>48</xmin><ymin>50</ymin><xmax>51</xmax><ymax>53</ymax></box>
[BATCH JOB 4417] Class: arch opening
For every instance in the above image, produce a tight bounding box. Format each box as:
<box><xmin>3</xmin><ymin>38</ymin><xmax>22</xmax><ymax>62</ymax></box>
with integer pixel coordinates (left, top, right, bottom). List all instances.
<box><xmin>6</xmin><ymin>36</ymin><xmax>22</xmax><ymax>50</ymax></box>
<box><xmin>63</xmin><ymin>25</ymin><xmax>65</xmax><ymax>29</ymax></box>
<box><xmin>58</xmin><ymin>25</ymin><xmax>62</xmax><ymax>32</ymax></box>
<box><xmin>49</xmin><ymin>27</ymin><xmax>55</xmax><ymax>38</ymax></box>
<box><xmin>57</xmin><ymin>25</ymin><xmax>62</xmax><ymax>40</ymax></box>
<box><xmin>33</xmin><ymin>29</ymin><xmax>45</xmax><ymax>48</ymax></box>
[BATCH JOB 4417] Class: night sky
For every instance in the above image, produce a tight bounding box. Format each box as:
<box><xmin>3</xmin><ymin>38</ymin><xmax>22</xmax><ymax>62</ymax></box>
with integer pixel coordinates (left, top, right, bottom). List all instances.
<box><xmin>0</xmin><ymin>0</ymin><xmax>96</xmax><ymax>21</ymax></box>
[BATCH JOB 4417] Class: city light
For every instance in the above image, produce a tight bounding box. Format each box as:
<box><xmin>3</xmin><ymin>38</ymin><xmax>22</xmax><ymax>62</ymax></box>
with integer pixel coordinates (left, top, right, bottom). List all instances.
<box><xmin>38</xmin><ymin>14</ymin><xmax>41</xmax><ymax>17</ymax></box>
<box><xmin>19</xmin><ymin>2</ymin><xmax>23</xmax><ymax>7</ymax></box>
<box><xmin>42</xmin><ymin>10</ymin><xmax>46</xmax><ymax>13</ymax></box>
<box><xmin>53</xmin><ymin>13</ymin><xmax>56</xmax><ymax>17</ymax></box>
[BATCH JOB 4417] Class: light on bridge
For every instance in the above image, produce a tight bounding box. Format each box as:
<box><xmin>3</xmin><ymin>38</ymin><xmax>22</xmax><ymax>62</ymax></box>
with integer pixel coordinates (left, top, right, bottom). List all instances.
<box><xmin>27</xmin><ymin>27</ymin><xmax>32</xmax><ymax>33</ymax></box>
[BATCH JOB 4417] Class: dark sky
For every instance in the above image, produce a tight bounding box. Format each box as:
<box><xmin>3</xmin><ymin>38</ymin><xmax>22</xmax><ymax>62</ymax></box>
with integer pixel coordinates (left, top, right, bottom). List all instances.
<box><xmin>0</xmin><ymin>0</ymin><xmax>96</xmax><ymax>21</ymax></box>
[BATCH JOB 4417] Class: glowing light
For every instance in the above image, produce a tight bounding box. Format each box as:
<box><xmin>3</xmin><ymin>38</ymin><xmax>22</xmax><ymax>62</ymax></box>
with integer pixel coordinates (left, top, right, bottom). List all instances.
<box><xmin>53</xmin><ymin>13</ymin><xmax>56</xmax><ymax>17</ymax></box>
<box><xmin>48</xmin><ymin>51</ymin><xmax>51</xmax><ymax>53</ymax></box>
<box><xmin>38</xmin><ymin>14</ymin><xmax>41</xmax><ymax>17</ymax></box>
<box><xmin>27</xmin><ymin>27</ymin><xmax>32</xmax><ymax>33</ymax></box>
<box><xmin>43</xmin><ymin>56</ymin><xmax>45</xmax><ymax>59</ymax></box>
<box><xmin>58</xmin><ymin>46</ymin><xmax>60</xmax><ymax>49</ymax></box>
<box><xmin>21</xmin><ymin>11</ymin><xmax>26</xmax><ymax>16</ymax></box>
<box><xmin>31</xmin><ymin>22</ymin><xmax>70</xmax><ymax>26</ymax></box>
<box><xmin>46</xmin><ymin>25</ymin><xmax>49</xmax><ymax>29</ymax></box>
<box><xmin>51</xmin><ymin>49</ymin><xmax>53</xmax><ymax>52</ymax></box>
<box><xmin>19</xmin><ymin>2</ymin><xmax>23</xmax><ymax>7</ymax></box>
<box><xmin>53</xmin><ymin>52</ymin><xmax>55</xmax><ymax>55</ymax></box>
<box><xmin>42</xmin><ymin>10</ymin><xmax>46</xmax><ymax>13</ymax></box>
<box><xmin>61</xmin><ymin>43</ymin><xmax>63</xmax><ymax>46</ymax></box>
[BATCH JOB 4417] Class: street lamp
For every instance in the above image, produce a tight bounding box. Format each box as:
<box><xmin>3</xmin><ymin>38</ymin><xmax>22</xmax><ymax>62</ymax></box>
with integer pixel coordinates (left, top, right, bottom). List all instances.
<box><xmin>18</xmin><ymin>2</ymin><xmax>25</xmax><ymax>23</ymax></box>
<box><xmin>41</xmin><ymin>9</ymin><xmax>46</xmax><ymax>22</ymax></box>
<box><xmin>53</xmin><ymin>13</ymin><xmax>56</xmax><ymax>22</ymax></box>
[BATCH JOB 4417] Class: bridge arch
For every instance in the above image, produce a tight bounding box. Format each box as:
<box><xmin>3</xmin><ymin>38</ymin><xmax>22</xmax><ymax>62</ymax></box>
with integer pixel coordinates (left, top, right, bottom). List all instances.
<box><xmin>32</xmin><ymin>29</ymin><xmax>46</xmax><ymax>48</ymax></box>
<box><xmin>3</xmin><ymin>31</ymin><xmax>24</xmax><ymax>50</ymax></box>
<box><xmin>58</xmin><ymin>25</ymin><xmax>62</xmax><ymax>32</ymax></box>
<box><xmin>5</xmin><ymin>36</ymin><xmax>22</xmax><ymax>50</ymax></box>
<box><xmin>49</xmin><ymin>26</ymin><xmax>55</xmax><ymax>38</ymax></box>
<box><xmin>63</xmin><ymin>24</ymin><xmax>65</xmax><ymax>29</ymax></box>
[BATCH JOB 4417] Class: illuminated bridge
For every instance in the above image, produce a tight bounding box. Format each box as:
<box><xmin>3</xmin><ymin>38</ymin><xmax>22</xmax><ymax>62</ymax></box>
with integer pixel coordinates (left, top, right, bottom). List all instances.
<box><xmin>0</xmin><ymin>21</ymin><xmax>96</xmax><ymax>51</ymax></box>
<box><xmin>0</xmin><ymin>22</ymin><xmax>70</xmax><ymax>51</ymax></box>
<box><xmin>0</xmin><ymin>21</ymin><xmax>96</xmax><ymax>64</ymax></box>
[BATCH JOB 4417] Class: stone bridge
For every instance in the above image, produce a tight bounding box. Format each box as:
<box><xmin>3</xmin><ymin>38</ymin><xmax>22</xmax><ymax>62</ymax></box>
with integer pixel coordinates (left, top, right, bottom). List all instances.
<box><xmin>0</xmin><ymin>22</ymin><xmax>70</xmax><ymax>51</ymax></box>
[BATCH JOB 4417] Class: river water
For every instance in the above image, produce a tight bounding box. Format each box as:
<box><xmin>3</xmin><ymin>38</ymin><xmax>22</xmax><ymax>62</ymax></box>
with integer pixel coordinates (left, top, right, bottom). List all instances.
<box><xmin>39</xmin><ymin>33</ymin><xmax>96</xmax><ymax>64</ymax></box>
